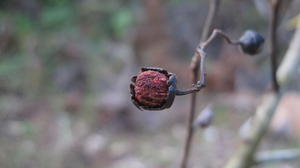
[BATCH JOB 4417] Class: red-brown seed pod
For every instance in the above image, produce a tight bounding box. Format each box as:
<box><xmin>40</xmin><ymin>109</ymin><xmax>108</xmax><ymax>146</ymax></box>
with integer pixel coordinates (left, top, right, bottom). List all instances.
<box><xmin>130</xmin><ymin>67</ymin><xmax>177</xmax><ymax>110</ymax></box>
<box><xmin>135</xmin><ymin>70</ymin><xmax>168</xmax><ymax>106</ymax></box>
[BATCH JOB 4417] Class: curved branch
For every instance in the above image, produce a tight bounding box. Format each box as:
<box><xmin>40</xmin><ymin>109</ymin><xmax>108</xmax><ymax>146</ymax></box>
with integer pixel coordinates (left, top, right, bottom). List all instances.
<box><xmin>175</xmin><ymin>29</ymin><xmax>240</xmax><ymax>96</ymax></box>
<box><xmin>179</xmin><ymin>1</ymin><xmax>221</xmax><ymax>168</ymax></box>
<box><xmin>225</xmin><ymin>8</ymin><xmax>300</xmax><ymax>168</ymax></box>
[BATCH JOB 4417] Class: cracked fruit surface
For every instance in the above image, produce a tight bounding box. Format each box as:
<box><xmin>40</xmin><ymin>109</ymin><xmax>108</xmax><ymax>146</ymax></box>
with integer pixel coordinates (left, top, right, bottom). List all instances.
<box><xmin>134</xmin><ymin>70</ymin><xmax>169</xmax><ymax>107</ymax></box>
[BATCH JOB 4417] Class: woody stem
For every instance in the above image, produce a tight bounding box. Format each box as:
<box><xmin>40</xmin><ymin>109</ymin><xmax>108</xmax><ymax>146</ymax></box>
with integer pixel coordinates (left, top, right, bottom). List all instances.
<box><xmin>175</xmin><ymin>29</ymin><xmax>240</xmax><ymax>96</ymax></box>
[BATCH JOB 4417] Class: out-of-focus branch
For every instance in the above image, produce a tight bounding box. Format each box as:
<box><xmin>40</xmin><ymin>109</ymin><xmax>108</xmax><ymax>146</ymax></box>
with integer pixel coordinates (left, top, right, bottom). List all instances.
<box><xmin>179</xmin><ymin>1</ymin><xmax>221</xmax><ymax>168</ymax></box>
<box><xmin>269</xmin><ymin>0</ymin><xmax>282</xmax><ymax>92</ymax></box>
<box><xmin>201</xmin><ymin>0</ymin><xmax>221</xmax><ymax>42</ymax></box>
<box><xmin>254</xmin><ymin>149</ymin><xmax>300</xmax><ymax>165</ymax></box>
<box><xmin>225</xmin><ymin>12</ymin><xmax>300</xmax><ymax>168</ymax></box>
<box><xmin>277</xmin><ymin>20</ymin><xmax>300</xmax><ymax>85</ymax></box>
<box><xmin>225</xmin><ymin>93</ymin><xmax>282</xmax><ymax>168</ymax></box>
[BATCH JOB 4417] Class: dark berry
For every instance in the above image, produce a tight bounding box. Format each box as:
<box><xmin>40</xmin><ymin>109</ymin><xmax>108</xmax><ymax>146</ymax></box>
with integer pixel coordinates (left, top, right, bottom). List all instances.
<box><xmin>239</xmin><ymin>30</ymin><xmax>265</xmax><ymax>55</ymax></box>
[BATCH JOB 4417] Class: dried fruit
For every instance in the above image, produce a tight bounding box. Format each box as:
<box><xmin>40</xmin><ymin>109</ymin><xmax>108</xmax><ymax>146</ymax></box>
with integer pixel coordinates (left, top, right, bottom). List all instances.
<box><xmin>130</xmin><ymin>67</ymin><xmax>177</xmax><ymax>110</ymax></box>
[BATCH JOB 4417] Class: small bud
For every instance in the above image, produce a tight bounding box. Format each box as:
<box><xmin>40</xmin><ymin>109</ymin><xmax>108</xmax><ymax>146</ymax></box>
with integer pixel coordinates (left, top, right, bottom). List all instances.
<box><xmin>239</xmin><ymin>118</ymin><xmax>253</xmax><ymax>142</ymax></box>
<box><xmin>194</xmin><ymin>105</ymin><xmax>214</xmax><ymax>128</ymax></box>
<box><xmin>239</xmin><ymin>30</ymin><xmax>265</xmax><ymax>55</ymax></box>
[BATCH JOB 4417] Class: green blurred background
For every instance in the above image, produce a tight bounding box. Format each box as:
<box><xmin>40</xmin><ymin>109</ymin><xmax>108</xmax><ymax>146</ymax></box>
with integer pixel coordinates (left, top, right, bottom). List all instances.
<box><xmin>0</xmin><ymin>0</ymin><xmax>299</xmax><ymax>168</ymax></box>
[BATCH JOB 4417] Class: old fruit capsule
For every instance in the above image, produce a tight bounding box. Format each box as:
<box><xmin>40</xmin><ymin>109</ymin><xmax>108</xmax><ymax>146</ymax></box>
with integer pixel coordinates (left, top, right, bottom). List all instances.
<box><xmin>130</xmin><ymin>67</ymin><xmax>177</xmax><ymax>110</ymax></box>
<box><xmin>239</xmin><ymin>30</ymin><xmax>265</xmax><ymax>55</ymax></box>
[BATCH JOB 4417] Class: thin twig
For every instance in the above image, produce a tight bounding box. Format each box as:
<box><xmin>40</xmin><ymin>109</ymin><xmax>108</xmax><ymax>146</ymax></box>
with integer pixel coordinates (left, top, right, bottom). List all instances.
<box><xmin>270</xmin><ymin>0</ymin><xmax>282</xmax><ymax>92</ymax></box>
<box><xmin>179</xmin><ymin>70</ymin><xmax>198</xmax><ymax>168</ymax></box>
<box><xmin>179</xmin><ymin>1</ymin><xmax>221</xmax><ymax>167</ymax></box>
<box><xmin>201</xmin><ymin>0</ymin><xmax>221</xmax><ymax>42</ymax></box>
<box><xmin>224</xmin><ymin>1</ymin><xmax>286</xmax><ymax>167</ymax></box>
<box><xmin>175</xmin><ymin>29</ymin><xmax>239</xmax><ymax>96</ymax></box>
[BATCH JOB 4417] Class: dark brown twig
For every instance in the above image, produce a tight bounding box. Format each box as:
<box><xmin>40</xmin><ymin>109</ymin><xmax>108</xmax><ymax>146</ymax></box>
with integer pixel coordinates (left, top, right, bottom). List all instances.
<box><xmin>224</xmin><ymin>1</ymin><xmax>283</xmax><ymax>167</ymax></box>
<box><xmin>270</xmin><ymin>0</ymin><xmax>281</xmax><ymax>92</ymax></box>
<box><xmin>201</xmin><ymin>0</ymin><xmax>221</xmax><ymax>42</ymax></box>
<box><xmin>179</xmin><ymin>0</ymin><xmax>221</xmax><ymax>165</ymax></box>
<box><xmin>179</xmin><ymin>2</ymin><xmax>222</xmax><ymax>167</ymax></box>
<box><xmin>175</xmin><ymin>29</ymin><xmax>239</xmax><ymax>96</ymax></box>
<box><xmin>178</xmin><ymin>30</ymin><xmax>251</xmax><ymax>168</ymax></box>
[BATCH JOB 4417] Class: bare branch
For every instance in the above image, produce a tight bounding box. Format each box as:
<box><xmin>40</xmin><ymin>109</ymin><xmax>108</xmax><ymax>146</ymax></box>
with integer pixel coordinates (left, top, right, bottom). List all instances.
<box><xmin>175</xmin><ymin>29</ymin><xmax>240</xmax><ymax>96</ymax></box>
<box><xmin>225</xmin><ymin>93</ymin><xmax>282</xmax><ymax>168</ymax></box>
<box><xmin>269</xmin><ymin>0</ymin><xmax>282</xmax><ymax>92</ymax></box>
<box><xmin>179</xmin><ymin>1</ymin><xmax>221</xmax><ymax>168</ymax></box>
<box><xmin>225</xmin><ymin>13</ymin><xmax>300</xmax><ymax>168</ymax></box>
<box><xmin>277</xmin><ymin>20</ymin><xmax>300</xmax><ymax>85</ymax></box>
<box><xmin>201</xmin><ymin>0</ymin><xmax>221</xmax><ymax>41</ymax></box>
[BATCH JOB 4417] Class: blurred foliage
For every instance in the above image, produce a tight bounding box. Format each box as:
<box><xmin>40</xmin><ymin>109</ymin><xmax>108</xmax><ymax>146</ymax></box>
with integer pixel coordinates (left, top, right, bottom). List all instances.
<box><xmin>0</xmin><ymin>0</ymin><xmax>134</xmax><ymax>96</ymax></box>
